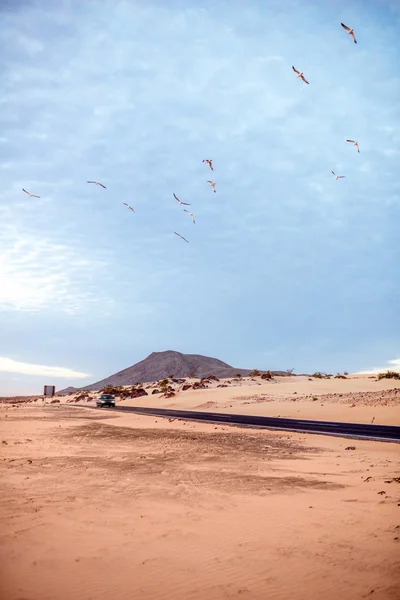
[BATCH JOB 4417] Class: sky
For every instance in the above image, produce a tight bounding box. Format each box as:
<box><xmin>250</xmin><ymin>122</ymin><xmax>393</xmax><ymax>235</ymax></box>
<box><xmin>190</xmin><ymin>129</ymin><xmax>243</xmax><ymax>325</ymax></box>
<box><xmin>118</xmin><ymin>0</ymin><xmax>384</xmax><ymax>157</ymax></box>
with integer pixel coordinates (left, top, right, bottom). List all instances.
<box><xmin>0</xmin><ymin>0</ymin><xmax>399</xmax><ymax>395</ymax></box>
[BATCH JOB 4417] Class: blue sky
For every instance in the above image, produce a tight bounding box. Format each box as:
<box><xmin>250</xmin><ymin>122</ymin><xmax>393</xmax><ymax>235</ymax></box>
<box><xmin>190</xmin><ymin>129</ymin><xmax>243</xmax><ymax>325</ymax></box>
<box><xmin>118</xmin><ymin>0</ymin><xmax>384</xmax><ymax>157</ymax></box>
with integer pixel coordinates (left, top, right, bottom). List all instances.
<box><xmin>0</xmin><ymin>0</ymin><xmax>399</xmax><ymax>395</ymax></box>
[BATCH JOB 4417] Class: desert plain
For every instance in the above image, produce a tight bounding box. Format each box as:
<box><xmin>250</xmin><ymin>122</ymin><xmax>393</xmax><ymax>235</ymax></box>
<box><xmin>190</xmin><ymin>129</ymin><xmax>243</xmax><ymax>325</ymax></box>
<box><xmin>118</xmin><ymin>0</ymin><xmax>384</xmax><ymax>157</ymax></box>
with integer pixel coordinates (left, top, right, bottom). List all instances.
<box><xmin>1</xmin><ymin>374</ymin><xmax>399</xmax><ymax>599</ymax></box>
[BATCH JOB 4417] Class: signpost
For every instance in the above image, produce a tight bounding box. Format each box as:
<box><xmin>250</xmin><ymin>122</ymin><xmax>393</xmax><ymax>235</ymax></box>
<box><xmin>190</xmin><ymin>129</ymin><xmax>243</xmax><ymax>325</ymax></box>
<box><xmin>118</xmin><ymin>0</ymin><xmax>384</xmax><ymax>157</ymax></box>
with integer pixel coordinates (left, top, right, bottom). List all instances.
<box><xmin>43</xmin><ymin>385</ymin><xmax>56</xmax><ymax>405</ymax></box>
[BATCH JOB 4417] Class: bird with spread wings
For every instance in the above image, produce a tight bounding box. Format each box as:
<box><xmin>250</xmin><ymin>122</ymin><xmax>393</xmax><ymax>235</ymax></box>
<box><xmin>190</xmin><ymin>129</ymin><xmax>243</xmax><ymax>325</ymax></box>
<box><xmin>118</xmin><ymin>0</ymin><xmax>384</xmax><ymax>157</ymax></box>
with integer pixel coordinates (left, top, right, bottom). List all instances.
<box><xmin>332</xmin><ymin>171</ymin><xmax>346</xmax><ymax>180</ymax></box>
<box><xmin>123</xmin><ymin>203</ymin><xmax>135</xmax><ymax>212</ymax></box>
<box><xmin>173</xmin><ymin>193</ymin><xmax>190</xmax><ymax>205</ymax></box>
<box><xmin>22</xmin><ymin>188</ymin><xmax>40</xmax><ymax>198</ymax></box>
<box><xmin>174</xmin><ymin>231</ymin><xmax>189</xmax><ymax>243</ymax></box>
<box><xmin>184</xmin><ymin>209</ymin><xmax>195</xmax><ymax>224</ymax></box>
<box><xmin>341</xmin><ymin>23</ymin><xmax>357</xmax><ymax>44</ymax></box>
<box><xmin>292</xmin><ymin>66</ymin><xmax>309</xmax><ymax>84</ymax></box>
<box><xmin>346</xmin><ymin>139</ymin><xmax>360</xmax><ymax>153</ymax></box>
<box><xmin>202</xmin><ymin>159</ymin><xmax>213</xmax><ymax>170</ymax></box>
<box><xmin>207</xmin><ymin>181</ymin><xmax>216</xmax><ymax>193</ymax></box>
<box><xmin>87</xmin><ymin>181</ymin><xmax>107</xmax><ymax>188</ymax></box>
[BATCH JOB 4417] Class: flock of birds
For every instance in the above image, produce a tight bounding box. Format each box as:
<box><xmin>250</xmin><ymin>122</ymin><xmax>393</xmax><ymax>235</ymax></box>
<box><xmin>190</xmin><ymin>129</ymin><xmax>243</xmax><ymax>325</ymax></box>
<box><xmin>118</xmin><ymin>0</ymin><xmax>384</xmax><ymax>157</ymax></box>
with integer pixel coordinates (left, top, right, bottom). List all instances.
<box><xmin>21</xmin><ymin>22</ymin><xmax>360</xmax><ymax>244</ymax></box>
<box><xmin>291</xmin><ymin>22</ymin><xmax>360</xmax><ymax>184</ymax></box>
<box><xmin>173</xmin><ymin>159</ymin><xmax>215</xmax><ymax>243</ymax></box>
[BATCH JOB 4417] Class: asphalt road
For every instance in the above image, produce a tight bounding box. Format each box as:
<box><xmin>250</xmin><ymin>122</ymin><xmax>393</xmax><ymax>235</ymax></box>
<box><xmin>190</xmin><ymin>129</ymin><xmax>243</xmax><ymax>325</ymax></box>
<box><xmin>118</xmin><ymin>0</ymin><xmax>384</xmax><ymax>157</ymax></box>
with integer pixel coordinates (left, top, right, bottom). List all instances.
<box><xmin>88</xmin><ymin>405</ymin><xmax>400</xmax><ymax>442</ymax></box>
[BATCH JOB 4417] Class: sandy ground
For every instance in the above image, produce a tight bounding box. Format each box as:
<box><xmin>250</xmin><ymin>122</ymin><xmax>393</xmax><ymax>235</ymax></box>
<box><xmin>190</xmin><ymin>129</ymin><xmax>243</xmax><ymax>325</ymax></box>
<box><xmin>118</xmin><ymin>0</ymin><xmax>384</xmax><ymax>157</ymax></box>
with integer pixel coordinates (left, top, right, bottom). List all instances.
<box><xmin>1</xmin><ymin>404</ymin><xmax>399</xmax><ymax>600</ymax></box>
<box><xmin>56</xmin><ymin>374</ymin><xmax>400</xmax><ymax>425</ymax></box>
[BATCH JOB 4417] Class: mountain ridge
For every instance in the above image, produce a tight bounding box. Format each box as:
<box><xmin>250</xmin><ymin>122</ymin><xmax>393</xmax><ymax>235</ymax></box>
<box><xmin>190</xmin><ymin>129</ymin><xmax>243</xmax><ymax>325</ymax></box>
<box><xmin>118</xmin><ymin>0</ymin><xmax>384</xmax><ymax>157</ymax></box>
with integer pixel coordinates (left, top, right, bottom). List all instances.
<box><xmin>66</xmin><ymin>350</ymin><xmax>289</xmax><ymax>392</ymax></box>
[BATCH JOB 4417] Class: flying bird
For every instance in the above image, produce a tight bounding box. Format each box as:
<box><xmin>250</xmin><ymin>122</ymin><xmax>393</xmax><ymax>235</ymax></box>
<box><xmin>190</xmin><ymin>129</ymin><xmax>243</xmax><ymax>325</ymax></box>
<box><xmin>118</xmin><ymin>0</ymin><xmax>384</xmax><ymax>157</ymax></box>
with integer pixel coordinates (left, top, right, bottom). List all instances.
<box><xmin>346</xmin><ymin>139</ymin><xmax>360</xmax><ymax>153</ymax></box>
<box><xmin>341</xmin><ymin>23</ymin><xmax>357</xmax><ymax>44</ymax></box>
<box><xmin>22</xmin><ymin>188</ymin><xmax>40</xmax><ymax>198</ymax></box>
<box><xmin>184</xmin><ymin>209</ymin><xmax>195</xmax><ymax>224</ymax></box>
<box><xmin>331</xmin><ymin>171</ymin><xmax>346</xmax><ymax>180</ymax></box>
<box><xmin>174</xmin><ymin>231</ymin><xmax>189</xmax><ymax>243</ymax></box>
<box><xmin>292</xmin><ymin>66</ymin><xmax>309</xmax><ymax>84</ymax></box>
<box><xmin>203</xmin><ymin>159</ymin><xmax>213</xmax><ymax>171</ymax></box>
<box><xmin>173</xmin><ymin>193</ymin><xmax>190</xmax><ymax>206</ymax></box>
<box><xmin>87</xmin><ymin>181</ymin><xmax>107</xmax><ymax>188</ymax></box>
<box><xmin>207</xmin><ymin>181</ymin><xmax>216</xmax><ymax>193</ymax></box>
<box><xmin>123</xmin><ymin>203</ymin><xmax>135</xmax><ymax>212</ymax></box>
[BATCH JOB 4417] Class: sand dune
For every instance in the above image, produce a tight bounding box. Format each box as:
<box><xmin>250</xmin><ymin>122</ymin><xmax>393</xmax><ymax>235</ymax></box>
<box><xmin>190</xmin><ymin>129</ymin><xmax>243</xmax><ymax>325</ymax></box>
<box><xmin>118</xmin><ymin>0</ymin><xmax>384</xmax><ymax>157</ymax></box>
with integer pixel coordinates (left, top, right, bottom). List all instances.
<box><xmin>111</xmin><ymin>374</ymin><xmax>400</xmax><ymax>426</ymax></box>
<box><xmin>1</xmin><ymin>403</ymin><xmax>399</xmax><ymax>600</ymax></box>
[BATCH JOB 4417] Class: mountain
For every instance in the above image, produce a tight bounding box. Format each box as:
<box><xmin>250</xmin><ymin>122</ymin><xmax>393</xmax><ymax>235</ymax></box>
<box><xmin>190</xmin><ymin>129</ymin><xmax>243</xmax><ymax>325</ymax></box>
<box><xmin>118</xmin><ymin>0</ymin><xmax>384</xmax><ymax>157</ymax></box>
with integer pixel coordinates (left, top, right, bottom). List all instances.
<box><xmin>56</xmin><ymin>386</ymin><xmax>79</xmax><ymax>396</ymax></box>
<box><xmin>77</xmin><ymin>350</ymin><xmax>286</xmax><ymax>391</ymax></box>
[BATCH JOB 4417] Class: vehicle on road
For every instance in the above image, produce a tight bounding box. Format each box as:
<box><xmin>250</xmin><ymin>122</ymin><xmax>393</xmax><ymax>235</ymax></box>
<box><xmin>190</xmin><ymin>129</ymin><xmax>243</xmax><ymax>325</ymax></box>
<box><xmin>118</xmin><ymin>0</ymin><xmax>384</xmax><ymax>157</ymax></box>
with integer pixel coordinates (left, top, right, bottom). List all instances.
<box><xmin>96</xmin><ymin>393</ymin><xmax>115</xmax><ymax>408</ymax></box>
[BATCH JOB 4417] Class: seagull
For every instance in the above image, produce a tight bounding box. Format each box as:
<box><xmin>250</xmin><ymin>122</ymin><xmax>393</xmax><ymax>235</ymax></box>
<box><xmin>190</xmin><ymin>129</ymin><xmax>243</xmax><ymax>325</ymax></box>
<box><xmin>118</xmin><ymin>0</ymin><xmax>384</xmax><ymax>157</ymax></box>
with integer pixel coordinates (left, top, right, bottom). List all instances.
<box><xmin>87</xmin><ymin>181</ymin><xmax>107</xmax><ymax>188</ymax></box>
<box><xmin>341</xmin><ymin>23</ymin><xmax>357</xmax><ymax>44</ymax></box>
<box><xmin>346</xmin><ymin>139</ymin><xmax>360</xmax><ymax>153</ymax></box>
<box><xmin>203</xmin><ymin>159</ymin><xmax>213</xmax><ymax>171</ymax></box>
<box><xmin>207</xmin><ymin>180</ymin><xmax>216</xmax><ymax>193</ymax></box>
<box><xmin>184</xmin><ymin>209</ymin><xmax>195</xmax><ymax>224</ymax></box>
<box><xmin>331</xmin><ymin>171</ymin><xmax>346</xmax><ymax>180</ymax></box>
<box><xmin>173</xmin><ymin>193</ymin><xmax>190</xmax><ymax>206</ymax></box>
<box><xmin>292</xmin><ymin>66</ymin><xmax>309</xmax><ymax>84</ymax></box>
<box><xmin>22</xmin><ymin>188</ymin><xmax>40</xmax><ymax>198</ymax></box>
<box><xmin>123</xmin><ymin>203</ymin><xmax>135</xmax><ymax>213</ymax></box>
<box><xmin>174</xmin><ymin>231</ymin><xmax>189</xmax><ymax>243</ymax></box>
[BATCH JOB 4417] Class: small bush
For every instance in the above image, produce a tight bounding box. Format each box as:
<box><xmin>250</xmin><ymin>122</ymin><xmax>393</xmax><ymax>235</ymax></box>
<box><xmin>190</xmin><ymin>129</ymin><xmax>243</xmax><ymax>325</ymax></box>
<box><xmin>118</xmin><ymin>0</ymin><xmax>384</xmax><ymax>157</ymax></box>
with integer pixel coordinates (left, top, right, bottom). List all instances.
<box><xmin>344</xmin><ymin>371</ymin><xmax>349</xmax><ymax>376</ymax></box>
<box><xmin>249</xmin><ymin>369</ymin><xmax>260</xmax><ymax>377</ymax></box>
<box><xmin>236</xmin><ymin>373</ymin><xmax>242</xmax><ymax>379</ymax></box>
<box><xmin>312</xmin><ymin>372</ymin><xmax>323</xmax><ymax>379</ymax></box>
<box><xmin>312</xmin><ymin>396</ymin><xmax>318</xmax><ymax>402</ymax></box>
<box><xmin>377</xmin><ymin>371</ymin><xmax>400</xmax><ymax>380</ymax></box>
<box><xmin>286</xmin><ymin>368</ymin><xmax>294</xmax><ymax>376</ymax></box>
<box><xmin>261</xmin><ymin>370</ymin><xmax>272</xmax><ymax>380</ymax></box>
<box><xmin>335</xmin><ymin>373</ymin><xmax>347</xmax><ymax>379</ymax></box>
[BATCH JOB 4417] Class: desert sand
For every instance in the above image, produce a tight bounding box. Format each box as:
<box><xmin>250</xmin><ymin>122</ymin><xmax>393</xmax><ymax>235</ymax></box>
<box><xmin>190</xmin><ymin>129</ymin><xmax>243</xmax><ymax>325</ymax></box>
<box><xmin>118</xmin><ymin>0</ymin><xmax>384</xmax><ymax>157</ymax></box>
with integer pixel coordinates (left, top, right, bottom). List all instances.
<box><xmin>56</xmin><ymin>374</ymin><xmax>400</xmax><ymax>425</ymax></box>
<box><xmin>1</xmin><ymin>396</ymin><xmax>399</xmax><ymax>600</ymax></box>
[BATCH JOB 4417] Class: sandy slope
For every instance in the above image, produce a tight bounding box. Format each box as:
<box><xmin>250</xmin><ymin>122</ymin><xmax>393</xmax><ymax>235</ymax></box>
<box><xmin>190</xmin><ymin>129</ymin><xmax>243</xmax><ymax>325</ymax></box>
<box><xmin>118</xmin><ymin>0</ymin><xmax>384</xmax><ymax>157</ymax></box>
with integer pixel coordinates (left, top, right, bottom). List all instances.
<box><xmin>1</xmin><ymin>404</ymin><xmax>399</xmax><ymax>600</ymax></box>
<box><xmin>110</xmin><ymin>375</ymin><xmax>400</xmax><ymax>425</ymax></box>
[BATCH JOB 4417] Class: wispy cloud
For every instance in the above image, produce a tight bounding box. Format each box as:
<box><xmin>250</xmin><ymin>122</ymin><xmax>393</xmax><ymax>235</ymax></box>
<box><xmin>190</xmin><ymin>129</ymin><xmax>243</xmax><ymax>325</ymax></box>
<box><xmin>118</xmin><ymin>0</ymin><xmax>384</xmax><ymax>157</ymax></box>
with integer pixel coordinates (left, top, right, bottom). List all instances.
<box><xmin>356</xmin><ymin>358</ymin><xmax>400</xmax><ymax>375</ymax></box>
<box><xmin>0</xmin><ymin>224</ymin><xmax>114</xmax><ymax>313</ymax></box>
<box><xmin>0</xmin><ymin>357</ymin><xmax>89</xmax><ymax>378</ymax></box>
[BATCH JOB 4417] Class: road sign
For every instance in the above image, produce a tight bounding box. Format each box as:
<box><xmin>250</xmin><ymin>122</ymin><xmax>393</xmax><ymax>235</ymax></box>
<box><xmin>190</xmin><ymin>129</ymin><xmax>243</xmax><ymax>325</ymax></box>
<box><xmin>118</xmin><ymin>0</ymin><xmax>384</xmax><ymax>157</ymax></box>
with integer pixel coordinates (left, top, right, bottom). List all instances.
<box><xmin>43</xmin><ymin>385</ymin><xmax>56</xmax><ymax>397</ymax></box>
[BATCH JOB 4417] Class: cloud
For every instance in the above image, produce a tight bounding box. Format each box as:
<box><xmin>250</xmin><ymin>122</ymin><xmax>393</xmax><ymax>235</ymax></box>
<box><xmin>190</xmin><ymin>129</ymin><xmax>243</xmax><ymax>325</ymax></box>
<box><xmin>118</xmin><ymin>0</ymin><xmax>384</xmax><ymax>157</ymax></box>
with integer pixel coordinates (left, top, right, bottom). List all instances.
<box><xmin>0</xmin><ymin>357</ymin><xmax>90</xmax><ymax>378</ymax></box>
<box><xmin>0</xmin><ymin>223</ymin><xmax>115</xmax><ymax>313</ymax></box>
<box><xmin>355</xmin><ymin>358</ymin><xmax>400</xmax><ymax>375</ymax></box>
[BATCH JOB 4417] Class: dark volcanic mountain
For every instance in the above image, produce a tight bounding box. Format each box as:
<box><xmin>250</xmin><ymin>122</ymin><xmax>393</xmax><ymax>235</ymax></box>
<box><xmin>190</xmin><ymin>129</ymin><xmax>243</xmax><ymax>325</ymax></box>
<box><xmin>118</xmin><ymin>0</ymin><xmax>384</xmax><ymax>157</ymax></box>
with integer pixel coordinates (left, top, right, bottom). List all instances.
<box><xmin>79</xmin><ymin>350</ymin><xmax>282</xmax><ymax>391</ymax></box>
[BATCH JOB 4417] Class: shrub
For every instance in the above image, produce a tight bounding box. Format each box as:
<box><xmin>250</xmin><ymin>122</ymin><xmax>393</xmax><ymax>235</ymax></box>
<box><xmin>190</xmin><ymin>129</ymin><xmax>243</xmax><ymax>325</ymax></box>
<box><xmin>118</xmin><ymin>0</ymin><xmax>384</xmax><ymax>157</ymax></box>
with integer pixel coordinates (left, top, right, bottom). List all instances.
<box><xmin>286</xmin><ymin>368</ymin><xmax>294</xmax><ymax>376</ymax></box>
<box><xmin>261</xmin><ymin>371</ymin><xmax>272</xmax><ymax>380</ymax></box>
<box><xmin>312</xmin><ymin>372</ymin><xmax>323</xmax><ymax>379</ymax></box>
<box><xmin>236</xmin><ymin>373</ymin><xmax>242</xmax><ymax>379</ymax></box>
<box><xmin>312</xmin><ymin>396</ymin><xmax>318</xmax><ymax>402</ymax></box>
<box><xmin>249</xmin><ymin>369</ymin><xmax>260</xmax><ymax>377</ymax></box>
<box><xmin>100</xmin><ymin>385</ymin><xmax>124</xmax><ymax>395</ymax></box>
<box><xmin>344</xmin><ymin>371</ymin><xmax>349</xmax><ymax>376</ymax></box>
<box><xmin>377</xmin><ymin>371</ymin><xmax>400</xmax><ymax>380</ymax></box>
<box><xmin>335</xmin><ymin>373</ymin><xmax>347</xmax><ymax>379</ymax></box>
